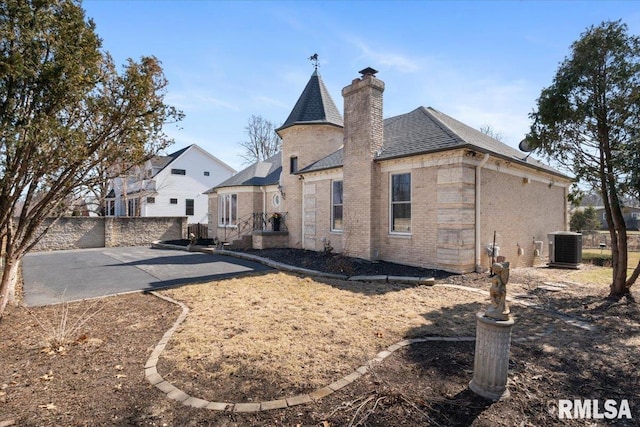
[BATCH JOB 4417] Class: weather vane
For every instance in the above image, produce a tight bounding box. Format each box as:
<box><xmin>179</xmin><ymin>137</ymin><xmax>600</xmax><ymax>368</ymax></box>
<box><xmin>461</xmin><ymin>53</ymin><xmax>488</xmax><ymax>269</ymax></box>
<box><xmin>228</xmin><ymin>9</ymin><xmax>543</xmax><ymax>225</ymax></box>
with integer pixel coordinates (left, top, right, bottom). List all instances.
<box><xmin>309</xmin><ymin>53</ymin><xmax>319</xmax><ymax>70</ymax></box>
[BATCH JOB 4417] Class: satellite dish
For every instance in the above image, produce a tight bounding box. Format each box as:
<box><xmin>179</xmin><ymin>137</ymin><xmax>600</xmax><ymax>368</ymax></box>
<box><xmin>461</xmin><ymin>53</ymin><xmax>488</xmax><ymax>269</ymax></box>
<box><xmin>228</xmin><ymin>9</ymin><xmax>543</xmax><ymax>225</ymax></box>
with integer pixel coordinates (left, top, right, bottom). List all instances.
<box><xmin>518</xmin><ymin>138</ymin><xmax>533</xmax><ymax>152</ymax></box>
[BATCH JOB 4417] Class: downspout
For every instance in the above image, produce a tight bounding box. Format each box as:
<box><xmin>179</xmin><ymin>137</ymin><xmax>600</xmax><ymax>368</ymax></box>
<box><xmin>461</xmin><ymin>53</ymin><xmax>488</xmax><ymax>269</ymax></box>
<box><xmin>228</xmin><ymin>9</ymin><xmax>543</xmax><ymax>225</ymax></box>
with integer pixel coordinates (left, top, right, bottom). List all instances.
<box><xmin>260</xmin><ymin>186</ymin><xmax>267</xmax><ymax>216</ymax></box>
<box><xmin>300</xmin><ymin>178</ymin><xmax>305</xmax><ymax>249</ymax></box>
<box><xmin>475</xmin><ymin>153</ymin><xmax>490</xmax><ymax>273</ymax></box>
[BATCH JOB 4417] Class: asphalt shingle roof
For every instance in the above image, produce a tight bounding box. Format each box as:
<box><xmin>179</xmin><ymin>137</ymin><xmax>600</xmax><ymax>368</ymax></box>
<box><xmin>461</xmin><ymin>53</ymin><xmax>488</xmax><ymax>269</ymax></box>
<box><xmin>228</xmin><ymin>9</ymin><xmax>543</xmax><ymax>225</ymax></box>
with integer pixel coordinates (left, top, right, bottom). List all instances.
<box><xmin>211</xmin><ymin>152</ymin><xmax>282</xmax><ymax>190</ymax></box>
<box><xmin>301</xmin><ymin>106</ymin><xmax>565</xmax><ymax>177</ymax></box>
<box><xmin>299</xmin><ymin>148</ymin><xmax>344</xmax><ymax>173</ymax></box>
<box><xmin>150</xmin><ymin>145</ymin><xmax>192</xmax><ymax>174</ymax></box>
<box><xmin>277</xmin><ymin>70</ymin><xmax>343</xmax><ymax>132</ymax></box>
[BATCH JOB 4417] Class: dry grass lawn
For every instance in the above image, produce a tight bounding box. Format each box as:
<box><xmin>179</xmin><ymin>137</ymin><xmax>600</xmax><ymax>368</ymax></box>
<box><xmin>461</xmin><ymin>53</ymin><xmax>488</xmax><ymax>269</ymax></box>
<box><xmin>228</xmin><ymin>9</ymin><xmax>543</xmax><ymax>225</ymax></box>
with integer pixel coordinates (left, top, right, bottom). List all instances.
<box><xmin>4</xmin><ymin>262</ymin><xmax>638</xmax><ymax>426</ymax></box>
<box><xmin>573</xmin><ymin>249</ymin><xmax>640</xmax><ymax>285</ymax></box>
<box><xmin>159</xmin><ymin>272</ymin><xmax>486</xmax><ymax>400</ymax></box>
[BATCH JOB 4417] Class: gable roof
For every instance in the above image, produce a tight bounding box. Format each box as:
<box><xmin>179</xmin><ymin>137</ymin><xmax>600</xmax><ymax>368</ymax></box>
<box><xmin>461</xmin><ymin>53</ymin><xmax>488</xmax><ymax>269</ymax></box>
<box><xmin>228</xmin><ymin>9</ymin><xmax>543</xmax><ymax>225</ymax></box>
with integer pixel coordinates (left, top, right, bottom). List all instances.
<box><xmin>150</xmin><ymin>144</ymin><xmax>236</xmax><ymax>177</ymax></box>
<box><xmin>277</xmin><ymin>70</ymin><xmax>343</xmax><ymax>132</ymax></box>
<box><xmin>150</xmin><ymin>145</ymin><xmax>191</xmax><ymax>174</ymax></box>
<box><xmin>211</xmin><ymin>152</ymin><xmax>282</xmax><ymax>190</ymax></box>
<box><xmin>301</xmin><ymin>106</ymin><xmax>566</xmax><ymax>177</ymax></box>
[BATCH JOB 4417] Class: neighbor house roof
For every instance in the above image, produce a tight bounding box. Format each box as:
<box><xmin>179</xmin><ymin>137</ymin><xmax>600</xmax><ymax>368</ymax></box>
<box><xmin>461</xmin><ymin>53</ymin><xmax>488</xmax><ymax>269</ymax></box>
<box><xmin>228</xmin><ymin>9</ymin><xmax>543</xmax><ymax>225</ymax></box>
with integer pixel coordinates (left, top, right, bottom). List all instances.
<box><xmin>301</xmin><ymin>106</ymin><xmax>567</xmax><ymax>178</ymax></box>
<box><xmin>210</xmin><ymin>152</ymin><xmax>282</xmax><ymax>190</ymax></box>
<box><xmin>150</xmin><ymin>145</ymin><xmax>191</xmax><ymax>174</ymax></box>
<box><xmin>276</xmin><ymin>70</ymin><xmax>343</xmax><ymax>132</ymax></box>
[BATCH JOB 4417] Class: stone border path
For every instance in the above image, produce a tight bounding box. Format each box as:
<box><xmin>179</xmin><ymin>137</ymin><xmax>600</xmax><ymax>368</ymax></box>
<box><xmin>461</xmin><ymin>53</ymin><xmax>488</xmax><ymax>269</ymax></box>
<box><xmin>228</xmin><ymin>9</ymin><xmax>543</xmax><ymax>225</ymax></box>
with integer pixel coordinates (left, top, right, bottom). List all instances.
<box><xmin>144</xmin><ymin>246</ymin><xmax>595</xmax><ymax>412</ymax></box>
<box><xmin>145</xmin><ymin>290</ymin><xmax>476</xmax><ymax>412</ymax></box>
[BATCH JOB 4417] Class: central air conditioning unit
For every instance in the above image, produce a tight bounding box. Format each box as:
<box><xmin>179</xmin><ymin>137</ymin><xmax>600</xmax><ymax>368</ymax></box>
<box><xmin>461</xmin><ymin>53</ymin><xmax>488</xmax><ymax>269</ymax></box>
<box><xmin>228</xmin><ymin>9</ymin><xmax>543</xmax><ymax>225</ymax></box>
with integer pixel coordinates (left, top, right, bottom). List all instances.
<box><xmin>548</xmin><ymin>231</ymin><xmax>582</xmax><ymax>269</ymax></box>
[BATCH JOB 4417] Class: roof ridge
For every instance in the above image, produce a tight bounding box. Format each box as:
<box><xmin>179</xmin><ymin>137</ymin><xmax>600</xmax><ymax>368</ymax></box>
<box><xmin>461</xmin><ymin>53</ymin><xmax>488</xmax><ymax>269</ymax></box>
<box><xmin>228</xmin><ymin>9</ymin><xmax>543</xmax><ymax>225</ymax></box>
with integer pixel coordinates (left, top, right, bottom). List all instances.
<box><xmin>421</xmin><ymin>107</ymin><xmax>467</xmax><ymax>145</ymax></box>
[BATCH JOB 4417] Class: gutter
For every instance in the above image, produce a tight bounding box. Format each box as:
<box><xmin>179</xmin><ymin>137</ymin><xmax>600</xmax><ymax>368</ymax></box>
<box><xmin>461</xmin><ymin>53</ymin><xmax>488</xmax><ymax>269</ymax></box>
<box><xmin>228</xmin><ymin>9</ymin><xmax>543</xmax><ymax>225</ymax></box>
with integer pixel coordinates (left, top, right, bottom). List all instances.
<box><xmin>475</xmin><ymin>153</ymin><xmax>490</xmax><ymax>273</ymax></box>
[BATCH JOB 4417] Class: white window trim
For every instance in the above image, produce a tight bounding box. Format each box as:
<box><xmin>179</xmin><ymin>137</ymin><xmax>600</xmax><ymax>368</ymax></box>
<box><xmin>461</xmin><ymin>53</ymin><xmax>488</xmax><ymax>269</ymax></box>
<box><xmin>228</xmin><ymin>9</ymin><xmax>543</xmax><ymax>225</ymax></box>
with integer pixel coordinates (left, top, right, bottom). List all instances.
<box><xmin>105</xmin><ymin>199</ymin><xmax>116</xmax><ymax>216</ymax></box>
<box><xmin>272</xmin><ymin>193</ymin><xmax>281</xmax><ymax>208</ymax></box>
<box><xmin>331</xmin><ymin>180</ymin><xmax>343</xmax><ymax>232</ymax></box>
<box><xmin>389</xmin><ymin>172</ymin><xmax>412</xmax><ymax>235</ymax></box>
<box><xmin>218</xmin><ymin>193</ymin><xmax>238</xmax><ymax>228</ymax></box>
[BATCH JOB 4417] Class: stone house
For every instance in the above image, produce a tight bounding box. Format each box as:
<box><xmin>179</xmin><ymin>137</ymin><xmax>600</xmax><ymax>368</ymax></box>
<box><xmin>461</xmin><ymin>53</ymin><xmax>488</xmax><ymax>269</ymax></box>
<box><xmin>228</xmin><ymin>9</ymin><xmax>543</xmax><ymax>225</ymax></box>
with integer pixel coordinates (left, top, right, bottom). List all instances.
<box><xmin>208</xmin><ymin>68</ymin><xmax>571</xmax><ymax>273</ymax></box>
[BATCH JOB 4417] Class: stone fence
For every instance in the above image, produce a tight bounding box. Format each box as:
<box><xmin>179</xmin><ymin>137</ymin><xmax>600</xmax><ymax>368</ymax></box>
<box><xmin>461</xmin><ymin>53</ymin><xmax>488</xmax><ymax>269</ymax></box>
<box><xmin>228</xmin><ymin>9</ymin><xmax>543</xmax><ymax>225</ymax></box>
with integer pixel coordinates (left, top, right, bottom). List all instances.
<box><xmin>30</xmin><ymin>217</ymin><xmax>187</xmax><ymax>252</ymax></box>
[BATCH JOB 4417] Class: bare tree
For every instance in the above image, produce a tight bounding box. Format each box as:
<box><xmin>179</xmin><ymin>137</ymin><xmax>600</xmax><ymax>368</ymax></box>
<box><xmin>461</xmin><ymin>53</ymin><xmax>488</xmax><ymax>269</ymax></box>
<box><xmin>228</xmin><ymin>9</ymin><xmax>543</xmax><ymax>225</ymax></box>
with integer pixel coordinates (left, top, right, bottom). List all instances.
<box><xmin>479</xmin><ymin>124</ymin><xmax>504</xmax><ymax>142</ymax></box>
<box><xmin>238</xmin><ymin>115</ymin><xmax>281</xmax><ymax>164</ymax></box>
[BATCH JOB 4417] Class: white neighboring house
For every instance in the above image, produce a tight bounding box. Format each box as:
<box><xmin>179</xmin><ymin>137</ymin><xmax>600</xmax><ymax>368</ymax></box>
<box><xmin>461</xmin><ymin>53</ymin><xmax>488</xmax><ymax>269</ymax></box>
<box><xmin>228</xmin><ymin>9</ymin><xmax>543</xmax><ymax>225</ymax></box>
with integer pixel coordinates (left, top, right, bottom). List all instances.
<box><xmin>106</xmin><ymin>144</ymin><xmax>236</xmax><ymax>224</ymax></box>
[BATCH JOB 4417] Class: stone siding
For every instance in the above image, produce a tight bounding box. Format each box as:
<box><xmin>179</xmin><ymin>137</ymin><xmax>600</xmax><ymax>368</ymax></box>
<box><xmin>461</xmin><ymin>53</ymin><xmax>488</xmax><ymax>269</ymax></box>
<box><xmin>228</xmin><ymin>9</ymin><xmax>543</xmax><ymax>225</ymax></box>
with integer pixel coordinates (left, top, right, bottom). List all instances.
<box><xmin>209</xmin><ymin>186</ymin><xmax>284</xmax><ymax>244</ymax></box>
<box><xmin>377</xmin><ymin>165</ymin><xmax>440</xmax><ymax>270</ymax></box>
<box><xmin>208</xmin><ymin>194</ymin><xmax>218</xmax><ymax>238</ymax></box>
<box><xmin>480</xmin><ymin>166</ymin><xmax>568</xmax><ymax>270</ymax></box>
<box><xmin>31</xmin><ymin>217</ymin><xmax>187</xmax><ymax>251</ymax></box>
<box><xmin>435</xmin><ymin>162</ymin><xmax>476</xmax><ymax>272</ymax></box>
<box><xmin>299</xmin><ymin>175</ymin><xmax>345</xmax><ymax>254</ymax></box>
<box><xmin>342</xmin><ymin>72</ymin><xmax>385</xmax><ymax>260</ymax></box>
<box><xmin>279</xmin><ymin>124</ymin><xmax>344</xmax><ymax>249</ymax></box>
<box><xmin>374</xmin><ymin>153</ymin><xmax>567</xmax><ymax>273</ymax></box>
<box><xmin>252</xmin><ymin>231</ymin><xmax>289</xmax><ymax>249</ymax></box>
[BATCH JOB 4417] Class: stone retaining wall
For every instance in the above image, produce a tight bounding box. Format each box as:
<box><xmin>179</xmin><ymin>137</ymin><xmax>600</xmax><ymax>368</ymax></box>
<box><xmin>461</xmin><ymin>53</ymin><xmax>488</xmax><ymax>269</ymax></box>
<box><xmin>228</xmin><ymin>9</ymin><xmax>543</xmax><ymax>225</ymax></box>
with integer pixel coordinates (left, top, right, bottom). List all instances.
<box><xmin>252</xmin><ymin>231</ymin><xmax>289</xmax><ymax>250</ymax></box>
<box><xmin>31</xmin><ymin>217</ymin><xmax>187</xmax><ymax>251</ymax></box>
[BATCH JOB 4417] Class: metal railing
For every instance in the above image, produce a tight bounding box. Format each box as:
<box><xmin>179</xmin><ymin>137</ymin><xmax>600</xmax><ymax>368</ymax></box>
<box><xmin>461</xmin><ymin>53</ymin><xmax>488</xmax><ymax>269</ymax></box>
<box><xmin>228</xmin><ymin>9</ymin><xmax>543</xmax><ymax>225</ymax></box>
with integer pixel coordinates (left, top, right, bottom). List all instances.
<box><xmin>221</xmin><ymin>212</ymin><xmax>288</xmax><ymax>243</ymax></box>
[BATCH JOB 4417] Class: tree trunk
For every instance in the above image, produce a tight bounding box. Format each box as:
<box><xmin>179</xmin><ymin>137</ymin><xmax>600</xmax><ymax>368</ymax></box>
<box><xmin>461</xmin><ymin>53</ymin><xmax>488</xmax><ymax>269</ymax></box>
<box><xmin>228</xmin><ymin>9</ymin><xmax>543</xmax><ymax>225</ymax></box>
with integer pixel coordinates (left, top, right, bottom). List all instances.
<box><xmin>0</xmin><ymin>218</ymin><xmax>22</xmax><ymax>319</ymax></box>
<box><xmin>626</xmin><ymin>258</ymin><xmax>640</xmax><ymax>290</ymax></box>
<box><xmin>610</xmin><ymin>241</ymin><xmax>629</xmax><ymax>296</ymax></box>
<box><xmin>0</xmin><ymin>255</ymin><xmax>20</xmax><ymax>319</ymax></box>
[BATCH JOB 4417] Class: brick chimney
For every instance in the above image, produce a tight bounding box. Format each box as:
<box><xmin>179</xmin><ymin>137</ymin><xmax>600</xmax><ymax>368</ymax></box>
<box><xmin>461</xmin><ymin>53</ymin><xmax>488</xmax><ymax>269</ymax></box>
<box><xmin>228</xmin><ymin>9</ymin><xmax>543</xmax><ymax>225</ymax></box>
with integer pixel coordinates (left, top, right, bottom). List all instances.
<box><xmin>342</xmin><ymin>67</ymin><xmax>384</xmax><ymax>260</ymax></box>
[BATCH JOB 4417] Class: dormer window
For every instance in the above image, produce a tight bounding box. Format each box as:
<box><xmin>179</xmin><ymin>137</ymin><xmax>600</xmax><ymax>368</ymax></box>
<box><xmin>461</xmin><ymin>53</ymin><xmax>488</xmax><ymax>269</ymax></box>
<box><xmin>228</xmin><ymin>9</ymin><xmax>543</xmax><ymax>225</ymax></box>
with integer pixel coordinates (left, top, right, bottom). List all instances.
<box><xmin>290</xmin><ymin>156</ymin><xmax>298</xmax><ymax>174</ymax></box>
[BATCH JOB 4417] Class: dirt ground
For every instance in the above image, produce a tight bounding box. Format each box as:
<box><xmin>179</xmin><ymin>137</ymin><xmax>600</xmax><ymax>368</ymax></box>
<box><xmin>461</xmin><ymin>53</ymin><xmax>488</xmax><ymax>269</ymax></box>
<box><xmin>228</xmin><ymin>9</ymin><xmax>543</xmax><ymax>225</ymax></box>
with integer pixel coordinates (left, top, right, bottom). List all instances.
<box><xmin>1</xmin><ymin>249</ymin><xmax>639</xmax><ymax>426</ymax></box>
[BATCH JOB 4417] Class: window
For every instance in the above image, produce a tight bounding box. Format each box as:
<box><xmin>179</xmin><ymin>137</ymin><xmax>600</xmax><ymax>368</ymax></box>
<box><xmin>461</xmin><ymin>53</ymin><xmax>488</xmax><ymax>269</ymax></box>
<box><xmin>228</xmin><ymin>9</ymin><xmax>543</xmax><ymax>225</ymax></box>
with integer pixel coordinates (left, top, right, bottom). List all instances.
<box><xmin>390</xmin><ymin>173</ymin><xmax>411</xmax><ymax>233</ymax></box>
<box><xmin>171</xmin><ymin>168</ymin><xmax>186</xmax><ymax>175</ymax></box>
<box><xmin>290</xmin><ymin>156</ymin><xmax>298</xmax><ymax>174</ymax></box>
<box><xmin>272</xmin><ymin>193</ymin><xmax>281</xmax><ymax>208</ymax></box>
<box><xmin>106</xmin><ymin>200</ymin><xmax>115</xmax><ymax>216</ymax></box>
<box><xmin>218</xmin><ymin>194</ymin><xmax>237</xmax><ymax>226</ymax></box>
<box><xmin>331</xmin><ymin>180</ymin><xmax>343</xmax><ymax>231</ymax></box>
<box><xmin>146</xmin><ymin>197</ymin><xmax>155</xmax><ymax>204</ymax></box>
<box><xmin>204</xmin><ymin>171</ymin><xmax>210</xmax><ymax>176</ymax></box>
<box><xmin>127</xmin><ymin>198</ymin><xmax>139</xmax><ymax>217</ymax></box>
<box><xmin>170</xmin><ymin>198</ymin><xmax>178</xmax><ymax>204</ymax></box>
<box><xmin>185</xmin><ymin>199</ymin><xmax>194</xmax><ymax>216</ymax></box>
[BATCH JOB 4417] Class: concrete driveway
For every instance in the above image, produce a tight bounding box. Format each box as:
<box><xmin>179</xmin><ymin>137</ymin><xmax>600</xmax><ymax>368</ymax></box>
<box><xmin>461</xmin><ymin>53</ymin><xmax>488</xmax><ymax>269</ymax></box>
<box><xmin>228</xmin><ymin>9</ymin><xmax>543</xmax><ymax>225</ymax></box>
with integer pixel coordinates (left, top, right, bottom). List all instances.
<box><xmin>22</xmin><ymin>246</ymin><xmax>273</xmax><ymax>306</ymax></box>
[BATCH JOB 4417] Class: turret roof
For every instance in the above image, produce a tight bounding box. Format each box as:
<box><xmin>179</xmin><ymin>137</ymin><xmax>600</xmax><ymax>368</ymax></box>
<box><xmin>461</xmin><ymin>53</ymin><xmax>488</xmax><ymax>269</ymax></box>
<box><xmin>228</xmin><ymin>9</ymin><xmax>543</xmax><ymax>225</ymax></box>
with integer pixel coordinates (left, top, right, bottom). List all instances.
<box><xmin>277</xmin><ymin>70</ymin><xmax>343</xmax><ymax>132</ymax></box>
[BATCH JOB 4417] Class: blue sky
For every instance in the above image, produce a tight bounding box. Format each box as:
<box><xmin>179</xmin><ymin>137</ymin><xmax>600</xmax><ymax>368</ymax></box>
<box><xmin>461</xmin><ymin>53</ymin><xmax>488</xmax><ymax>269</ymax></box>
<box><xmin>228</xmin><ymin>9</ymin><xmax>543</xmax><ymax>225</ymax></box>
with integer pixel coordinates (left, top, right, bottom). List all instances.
<box><xmin>82</xmin><ymin>1</ymin><xmax>640</xmax><ymax>172</ymax></box>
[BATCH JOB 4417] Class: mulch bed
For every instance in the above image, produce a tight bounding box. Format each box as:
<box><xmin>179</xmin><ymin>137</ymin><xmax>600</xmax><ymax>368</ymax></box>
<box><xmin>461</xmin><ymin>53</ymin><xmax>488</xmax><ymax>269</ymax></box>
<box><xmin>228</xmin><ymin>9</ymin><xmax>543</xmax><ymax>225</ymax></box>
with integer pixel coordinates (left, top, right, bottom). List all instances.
<box><xmin>163</xmin><ymin>240</ymin><xmax>456</xmax><ymax>279</ymax></box>
<box><xmin>242</xmin><ymin>248</ymin><xmax>456</xmax><ymax>279</ymax></box>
